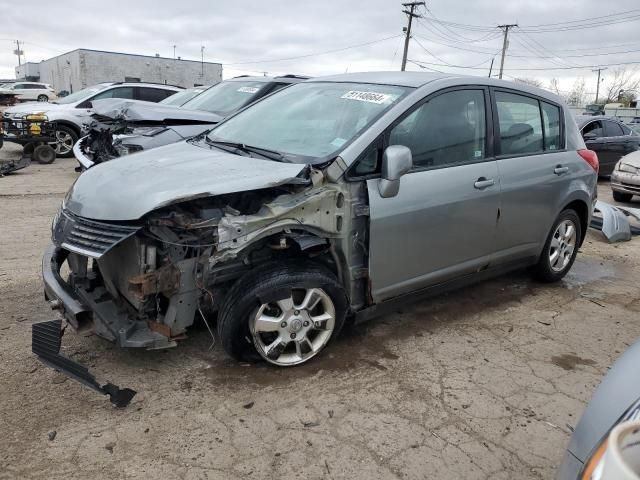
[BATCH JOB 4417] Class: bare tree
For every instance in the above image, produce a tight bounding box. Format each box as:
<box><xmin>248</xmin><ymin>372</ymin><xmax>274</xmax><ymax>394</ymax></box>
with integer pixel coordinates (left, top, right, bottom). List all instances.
<box><xmin>603</xmin><ymin>67</ymin><xmax>640</xmax><ymax>105</ymax></box>
<box><xmin>566</xmin><ymin>78</ymin><xmax>587</xmax><ymax>106</ymax></box>
<box><xmin>514</xmin><ymin>77</ymin><xmax>544</xmax><ymax>88</ymax></box>
<box><xmin>548</xmin><ymin>78</ymin><xmax>561</xmax><ymax>96</ymax></box>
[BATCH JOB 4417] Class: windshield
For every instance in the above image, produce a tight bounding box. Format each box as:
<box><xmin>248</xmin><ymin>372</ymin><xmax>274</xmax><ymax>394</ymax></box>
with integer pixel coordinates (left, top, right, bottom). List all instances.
<box><xmin>55</xmin><ymin>84</ymin><xmax>109</xmax><ymax>104</ymax></box>
<box><xmin>207</xmin><ymin>82</ymin><xmax>410</xmax><ymax>163</ymax></box>
<box><xmin>160</xmin><ymin>88</ymin><xmax>205</xmax><ymax>106</ymax></box>
<box><xmin>182</xmin><ymin>81</ymin><xmax>267</xmax><ymax>115</ymax></box>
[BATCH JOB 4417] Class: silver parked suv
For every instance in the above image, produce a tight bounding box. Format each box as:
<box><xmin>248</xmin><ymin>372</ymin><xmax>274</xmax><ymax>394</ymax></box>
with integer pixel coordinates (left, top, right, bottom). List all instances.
<box><xmin>42</xmin><ymin>72</ymin><xmax>598</xmax><ymax>370</ymax></box>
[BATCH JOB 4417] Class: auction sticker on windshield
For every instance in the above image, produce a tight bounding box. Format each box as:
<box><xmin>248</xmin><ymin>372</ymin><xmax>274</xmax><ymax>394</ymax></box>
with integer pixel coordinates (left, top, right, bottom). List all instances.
<box><xmin>237</xmin><ymin>87</ymin><xmax>259</xmax><ymax>94</ymax></box>
<box><xmin>341</xmin><ymin>91</ymin><xmax>394</xmax><ymax>104</ymax></box>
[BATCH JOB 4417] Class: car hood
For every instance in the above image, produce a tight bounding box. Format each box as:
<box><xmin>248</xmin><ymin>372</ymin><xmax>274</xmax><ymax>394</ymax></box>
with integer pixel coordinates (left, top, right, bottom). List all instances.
<box><xmin>4</xmin><ymin>102</ymin><xmax>75</xmax><ymax>116</ymax></box>
<box><xmin>91</xmin><ymin>98</ymin><xmax>222</xmax><ymax>124</ymax></box>
<box><xmin>618</xmin><ymin>150</ymin><xmax>640</xmax><ymax>168</ymax></box>
<box><xmin>566</xmin><ymin>337</ymin><xmax>640</xmax><ymax>462</ymax></box>
<box><xmin>64</xmin><ymin>141</ymin><xmax>307</xmax><ymax>221</ymax></box>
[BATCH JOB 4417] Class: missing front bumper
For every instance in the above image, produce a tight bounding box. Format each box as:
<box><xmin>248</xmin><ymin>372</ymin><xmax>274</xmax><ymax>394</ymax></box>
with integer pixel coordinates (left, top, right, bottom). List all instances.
<box><xmin>32</xmin><ymin>319</ymin><xmax>136</xmax><ymax>408</ymax></box>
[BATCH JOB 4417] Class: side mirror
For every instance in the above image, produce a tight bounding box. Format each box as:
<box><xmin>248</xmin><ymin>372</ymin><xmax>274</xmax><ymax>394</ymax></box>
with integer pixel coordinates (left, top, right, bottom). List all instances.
<box><xmin>583</xmin><ymin>132</ymin><xmax>598</xmax><ymax>141</ymax></box>
<box><xmin>378</xmin><ymin>145</ymin><xmax>412</xmax><ymax>198</ymax></box>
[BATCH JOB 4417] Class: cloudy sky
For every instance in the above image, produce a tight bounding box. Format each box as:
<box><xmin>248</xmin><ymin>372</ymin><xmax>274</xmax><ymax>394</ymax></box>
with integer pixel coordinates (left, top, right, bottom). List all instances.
<box><xmin>2</xmin><ymin>0</ymin><xmax>639</xmax><ymax>100</ymax></box>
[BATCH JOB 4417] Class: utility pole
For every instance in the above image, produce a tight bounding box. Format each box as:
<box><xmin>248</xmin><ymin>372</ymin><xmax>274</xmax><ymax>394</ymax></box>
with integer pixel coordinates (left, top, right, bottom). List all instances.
<box><xmin>400</xmin><ymin>2</ymin><xmax>425</xmax><ymax>71</ymax></box>
<box><xmin>173</xmin><ymin>45</ymin><xmax>176</xmax><ymax>59</ymax></box>
<box><xmin>200</xmin><ymin>46</ymin><xmax>205</xmax><ymax>76</ymax></box>
<box><xmin>497</xmin><ymin>24</ymin><xmax>517</xmax><ymax>79</ymax></box>
<box><xmin>14</xmin><ymin>40</ymin><xmax>24</xmax><ymax>66</ymax></box>
<box><xmin>592</xmin><ymin>67</ymin><xmax>607</xmax><ymax>104</ymax></box>
<box><xmin>488</xmin><ymin>57</ymin><xmax>494</xmax><ymax>78</ymax></box>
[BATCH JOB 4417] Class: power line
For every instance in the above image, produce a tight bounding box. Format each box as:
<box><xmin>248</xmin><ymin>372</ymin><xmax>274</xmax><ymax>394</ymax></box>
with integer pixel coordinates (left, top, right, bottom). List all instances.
<box><xmin>409</xmin><ymin>58</ymin><xmax>640</xmax><ymax>71</ymax></box>
<box><xmin>412</xmin><ymin>36</ymin><xmax>496</xmax><ymax>68</ymax></box>
<box><xmin>223</xmin><ymin>34</ymin><xmax>402</xmax><ymax>65</ymax></box>
<box><xmin>410</xmin><ymin>8</ymin><xmax>640</xmax><ymax>34</ymax></box>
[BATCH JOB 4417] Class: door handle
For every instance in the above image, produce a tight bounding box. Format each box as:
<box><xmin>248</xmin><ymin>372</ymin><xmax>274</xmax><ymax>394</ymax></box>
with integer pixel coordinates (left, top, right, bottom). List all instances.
<box><xmin>554</xmin><ymin>165</ymin><xmax>569</xmax><ymax>175</ymax></box>
<box><xmin>474</xmin><ymin>177</ymin><xmax>495</xmax><ymax>189</ymax></box>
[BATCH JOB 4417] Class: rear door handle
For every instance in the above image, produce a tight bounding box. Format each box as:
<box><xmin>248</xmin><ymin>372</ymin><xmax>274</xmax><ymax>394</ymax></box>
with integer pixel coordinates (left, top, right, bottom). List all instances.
<box><xmin>554</xmin><ymin>165</ymin><xmax>569</xmax><ymax>175</ymax></box>
<box><xmin>474</xmin><ymin>177</ymin><xmax>495</xmax><ymax>189</ymax></box>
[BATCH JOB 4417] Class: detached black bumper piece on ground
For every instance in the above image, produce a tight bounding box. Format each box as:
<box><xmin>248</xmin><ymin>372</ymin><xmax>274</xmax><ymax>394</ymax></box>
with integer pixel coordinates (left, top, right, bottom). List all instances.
<box><xmin>32</xmin><ymin>319</ymin><xmax>136</xmax><ymax>408</ymax></box>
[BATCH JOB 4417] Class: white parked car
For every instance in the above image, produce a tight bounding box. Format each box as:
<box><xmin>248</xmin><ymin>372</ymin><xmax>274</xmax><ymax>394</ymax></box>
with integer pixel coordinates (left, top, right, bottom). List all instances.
<box><xmin>2</xmin><ymin>82</ymin><xmax>182</xmax><ymax>157</ymax></box>
<box><xmin>0</xmin><ymin>82</ymin><xmax>57</xmax><ymax>102</ymax></box>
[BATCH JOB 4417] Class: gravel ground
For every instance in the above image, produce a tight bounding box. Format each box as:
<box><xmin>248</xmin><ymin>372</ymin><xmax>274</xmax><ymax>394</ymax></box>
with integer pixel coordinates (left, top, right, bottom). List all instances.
<box><xmin>1</xmin><ymin>142</ymin><xmax>639</xmax><ymax>479</ymax></box>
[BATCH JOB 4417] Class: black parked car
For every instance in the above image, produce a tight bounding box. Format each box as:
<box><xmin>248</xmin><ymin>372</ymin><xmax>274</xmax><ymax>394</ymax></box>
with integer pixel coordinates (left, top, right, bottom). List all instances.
<box><xmin>576</xmin><ymin>115</ymin><xmax>640</xmax><ymax>175</ymax></box>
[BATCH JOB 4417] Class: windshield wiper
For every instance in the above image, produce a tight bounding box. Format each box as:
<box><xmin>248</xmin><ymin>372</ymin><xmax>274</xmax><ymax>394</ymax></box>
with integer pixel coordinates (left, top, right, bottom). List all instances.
<box><xmin>206</xmin><ymin>139</ymin><xmax>285</xmax><ymax>162</ymax></box>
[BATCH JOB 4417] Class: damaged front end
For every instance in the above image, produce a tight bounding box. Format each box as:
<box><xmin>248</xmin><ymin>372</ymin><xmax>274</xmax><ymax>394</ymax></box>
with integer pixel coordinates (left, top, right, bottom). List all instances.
<box><xmin>75</xmin><ymin>98</ymin><xmax>221</xmax><ymax>169</ymax></box>
<box><xmin>43</xmin><ymin>176</ymin><xmax>351</xmax><ymax>351</ymax></box>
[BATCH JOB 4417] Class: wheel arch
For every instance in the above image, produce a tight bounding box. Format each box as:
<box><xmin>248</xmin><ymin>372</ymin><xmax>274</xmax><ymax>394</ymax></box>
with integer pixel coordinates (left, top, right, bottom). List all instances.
<box><xmin>562</xmin><ymin>198</ymin><xmax>590</xmax><ymax>247</ymax></box>
<box><xmin>54</xmin><ymin>120</ymin><xmax>81</xmax><ymax>136</ymax></box>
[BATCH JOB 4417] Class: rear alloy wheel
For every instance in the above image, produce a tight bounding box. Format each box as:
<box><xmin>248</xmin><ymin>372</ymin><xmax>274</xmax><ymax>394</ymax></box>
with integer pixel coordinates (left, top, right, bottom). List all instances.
<box><xmin>37</xmin><ymin>95</ymin><xmax>49</xmax><ymax>103</ymax></box>
<box><xmin>531</xmin><ymin>210</ymin><xmax>581</xmax><ymax>282</ymax></box>
<box><xmin>218</xmin><ymin>262</ymin><xmax>347</xmax><ymax>366</ymax></box>
<box><xmin>612</xmin><ymin>191</ymin><xmax>633</xmax><ymax>203</ymax></box>
<box><xmin>54</xmin><ymin>126</ymin><xmax>78</xmax><ymax>158</ymax></box>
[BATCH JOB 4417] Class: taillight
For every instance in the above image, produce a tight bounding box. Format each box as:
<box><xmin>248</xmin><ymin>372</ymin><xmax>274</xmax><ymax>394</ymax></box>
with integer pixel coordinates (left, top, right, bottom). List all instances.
<box><xmin>578</xmin><ymin>149</ymin><xmax>599</xmax><ymax>173</ymax></box>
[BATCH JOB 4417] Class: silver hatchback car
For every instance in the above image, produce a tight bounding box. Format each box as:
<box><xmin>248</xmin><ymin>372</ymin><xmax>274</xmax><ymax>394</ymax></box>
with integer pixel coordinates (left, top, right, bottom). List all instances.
<box><xmin>40</xmin><ymin>72</ymin><xmax>598</xmax><ymax>378</ymax></box>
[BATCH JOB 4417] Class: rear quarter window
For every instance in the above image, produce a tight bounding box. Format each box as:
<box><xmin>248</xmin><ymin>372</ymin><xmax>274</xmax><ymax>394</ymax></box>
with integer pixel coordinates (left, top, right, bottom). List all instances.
<box><xmin>541</xmin><ymin>102</ymin><xmax>562</xmax><ymax>151</ymax></box>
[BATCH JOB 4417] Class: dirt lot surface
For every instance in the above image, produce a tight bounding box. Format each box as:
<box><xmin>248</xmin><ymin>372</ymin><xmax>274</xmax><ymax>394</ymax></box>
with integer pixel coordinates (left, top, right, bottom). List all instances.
<box><xmin>1</xmin><ymin>142</ymin><xmax>640</xmax><ymax>479</ymax></box>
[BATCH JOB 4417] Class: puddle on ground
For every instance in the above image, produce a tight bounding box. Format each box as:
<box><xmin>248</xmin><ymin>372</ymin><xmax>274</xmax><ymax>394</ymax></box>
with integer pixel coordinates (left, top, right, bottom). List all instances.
<box><xmin>551</xmin><ymin>353</ymin><xmax>597</xmax><ymax>371</ymax></box>
<box><xmin>563</xmin><ymin>258</ymin><xmax>617</xmax><ymax>289</ymax></box>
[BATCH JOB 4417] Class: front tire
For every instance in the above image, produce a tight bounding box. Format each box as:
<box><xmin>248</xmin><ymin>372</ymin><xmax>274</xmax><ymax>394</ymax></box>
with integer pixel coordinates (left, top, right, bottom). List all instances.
<box><xmin>37</xmin><ymin>95</ymin><xmax>49</xmax><ymax>102</ymax></box>
<box><xmin>54</xmin><ymin>125</ymin><xmax>78</xmax><ymax>158</ymax></box>
<box><xmin>531</xmin><ymin>210</ymin><xmax>581</xmax><ymax>283</ymax></box>
<box><xmin>613</xmin><ymin>191</ymin><xmax>633</xmax><ymax>203</ymax></box>
<box><xmin>217</xmin><ymin>262</ymin><xmax>348</xmax><ymax>366</ymax></box>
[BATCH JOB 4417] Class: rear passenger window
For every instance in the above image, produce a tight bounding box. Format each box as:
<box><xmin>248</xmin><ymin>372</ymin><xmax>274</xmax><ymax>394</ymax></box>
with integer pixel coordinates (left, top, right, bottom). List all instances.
<box><xmin>605</xmin><ymin>121</ymin><xmax>624</xmax><ymax>137</ymax></box>
<box><xmin>137</xmin><ymin>87</ymin><xmax>174</xmax><ymax>103</ymax></box>
<box><xmin>541</xmin><ymin>102</ymin><xmax>561</xmax><ymax>151</ymax></box>
<box><xmin>496</xmin><ymin>92</ymin><xmax>543</xmax><ymax>155</ymax></box>
<box><xmin>389</xmin><ymin>89</ymin><xmax>487</xmax><ymax>169</ymax></box>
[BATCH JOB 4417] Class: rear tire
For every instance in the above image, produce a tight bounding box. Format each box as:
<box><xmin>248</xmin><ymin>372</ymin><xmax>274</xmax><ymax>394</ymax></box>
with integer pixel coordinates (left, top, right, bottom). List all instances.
<box><xmin>217</xmin><ymin>261</ymin><xmax>348</xmax><ymax>366</ymax></box>
<box><xmin>33</xmin><ymin>144</ymin><xmax>56</xmax><ymax>164</ymax></box>
<box><xmin>613</xmin><ymin>191</ymin><xmax>633</xmax><ymax>203</ymax></box>
<box><xmin>531</xmin><ymin>210</ymin><xmax>581</xmax><ymax>283</ymax></box>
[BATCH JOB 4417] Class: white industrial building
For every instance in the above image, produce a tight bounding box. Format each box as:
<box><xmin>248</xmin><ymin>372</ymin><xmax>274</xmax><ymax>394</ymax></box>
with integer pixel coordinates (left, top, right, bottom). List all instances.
<box><xmin>15</xmin><ymin>49</ymin><xmax>222</xmax><ymax>94</ymax></box>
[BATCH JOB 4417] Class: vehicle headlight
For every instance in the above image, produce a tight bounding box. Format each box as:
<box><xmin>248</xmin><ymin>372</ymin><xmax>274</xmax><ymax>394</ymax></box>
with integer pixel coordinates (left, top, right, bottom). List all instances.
<box><xmin>580</xmin><ymin>399</ymin><xmax>640</xmax><ymax>479</ymax></box>
<box><xmin>617</xmin><ymin>163</ymin><xmax>638</xmax><ymax>174</ymax></box>
<box><xmin>114</xmin><ymin>143</ymin><xmax>144</xmax><ymax>156</ymax></box>
<box><xmin>24</xmin><ymin>112</ymin><xmax>47</xmax><ymax>121</ymax></box>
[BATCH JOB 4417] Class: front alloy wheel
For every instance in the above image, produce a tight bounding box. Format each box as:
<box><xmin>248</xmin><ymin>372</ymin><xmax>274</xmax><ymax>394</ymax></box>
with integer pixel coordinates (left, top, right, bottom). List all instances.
<box><xmin>251</xmin><ymin>288</ymin><xmax>336</xmax><ymax>366</ymax></box>
<box><xmin>217</xmin><ymin>262</ymin><xmax>347</xmax><ymax>366</ymax></box>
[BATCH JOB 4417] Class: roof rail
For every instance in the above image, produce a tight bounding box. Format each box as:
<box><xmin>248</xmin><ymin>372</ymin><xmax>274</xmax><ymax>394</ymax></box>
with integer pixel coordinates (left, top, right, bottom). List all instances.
<box><xmin>275</xmin><ymin>74</ymin><xmax>310</xmax><ymax>79</ymax></box>
<box><xmin>108</xmin><ymin>81</ymin><xmax>185</xmax><ymax>89</ymax></box>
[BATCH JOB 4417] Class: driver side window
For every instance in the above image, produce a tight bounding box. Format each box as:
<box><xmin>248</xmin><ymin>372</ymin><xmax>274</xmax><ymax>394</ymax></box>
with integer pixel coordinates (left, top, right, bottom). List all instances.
<box><xmin>389</xmin><ymin>89</ymin><xmax>487</xmax><ymax>169</ymax></box>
